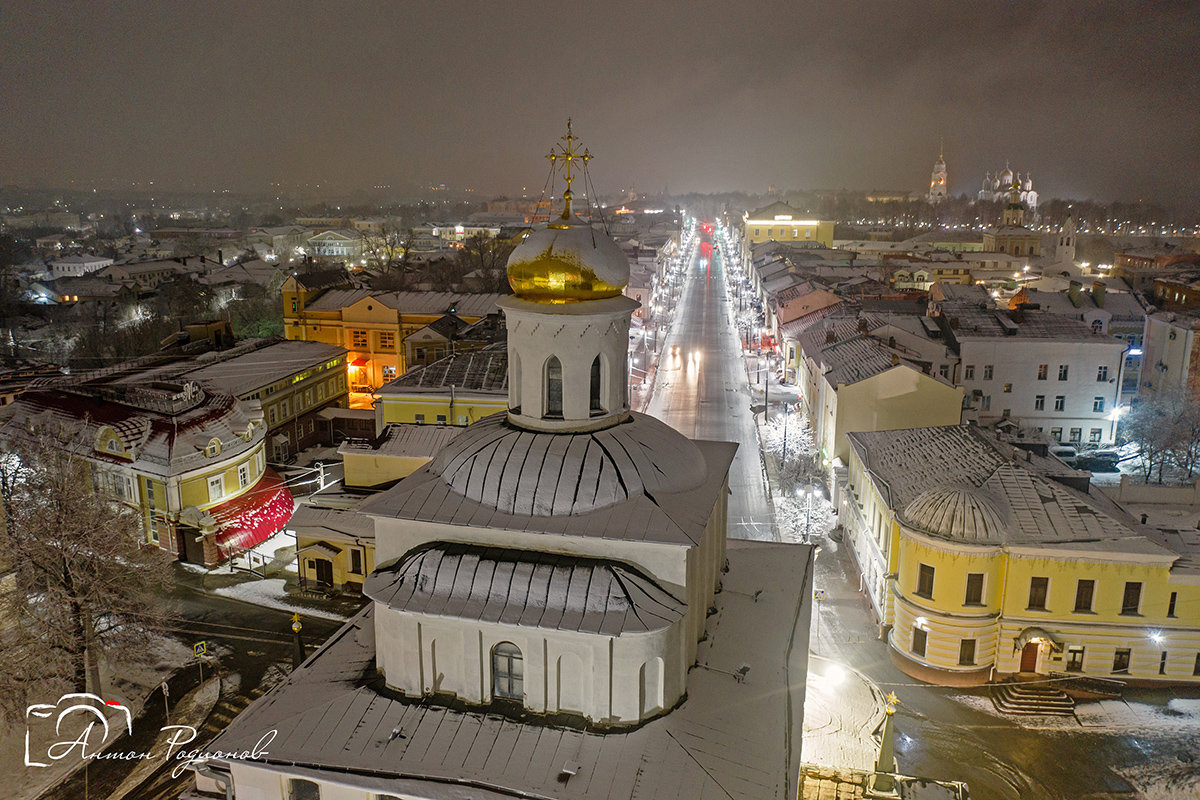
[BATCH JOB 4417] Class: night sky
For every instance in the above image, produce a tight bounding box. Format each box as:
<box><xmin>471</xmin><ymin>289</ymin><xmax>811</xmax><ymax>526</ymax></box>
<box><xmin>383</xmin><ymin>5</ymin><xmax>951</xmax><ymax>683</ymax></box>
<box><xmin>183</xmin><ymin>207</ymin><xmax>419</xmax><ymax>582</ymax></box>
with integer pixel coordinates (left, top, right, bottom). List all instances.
<box><xmin>3</xmin><ymin>1</ymin><xmax>1198</xmax><ymax>206</ymax></box>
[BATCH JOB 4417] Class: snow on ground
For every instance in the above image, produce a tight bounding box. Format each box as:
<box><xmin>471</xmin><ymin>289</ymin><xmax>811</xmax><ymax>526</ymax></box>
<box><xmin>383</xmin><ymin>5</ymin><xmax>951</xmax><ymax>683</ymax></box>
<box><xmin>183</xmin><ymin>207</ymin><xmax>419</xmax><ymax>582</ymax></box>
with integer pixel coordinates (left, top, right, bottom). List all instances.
<box><xmin>212</xmin><ymin>578</ymin><xmax>348</xmax><ymax>621</ymax></box>
<box><xmin>6</xmin><ymin>633</ymin><xmax>194</xmax><ymax>800</ymax></box>
<box><xmin>803</xmin><ymin>656</ymin><xmax>888</xmax><ymax>771</ymax></box>
<box><xmin>951</xmin><ymin>691</ymin><xmax>1200</xmax><ymax>733</ymax></box>
<box><xmin>1112</xmin><ymin>758</ymin><xmax>1200</xmax><ymax>800</ymax></box>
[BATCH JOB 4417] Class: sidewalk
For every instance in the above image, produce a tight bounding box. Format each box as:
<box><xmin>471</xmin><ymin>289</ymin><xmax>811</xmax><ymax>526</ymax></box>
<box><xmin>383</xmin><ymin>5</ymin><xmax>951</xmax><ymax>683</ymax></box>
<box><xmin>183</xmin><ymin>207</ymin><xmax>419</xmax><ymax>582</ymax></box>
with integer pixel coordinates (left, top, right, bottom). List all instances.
<box><xmin>803</xmin><ymin>655</ymin><xmax>889</xmax><ymax>771</ymax></box>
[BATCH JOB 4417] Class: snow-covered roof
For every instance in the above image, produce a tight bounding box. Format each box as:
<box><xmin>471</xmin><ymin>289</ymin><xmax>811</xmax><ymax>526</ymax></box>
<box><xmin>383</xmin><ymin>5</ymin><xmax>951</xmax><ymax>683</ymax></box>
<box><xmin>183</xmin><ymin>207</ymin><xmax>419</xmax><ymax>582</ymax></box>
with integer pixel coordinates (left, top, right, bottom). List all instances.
<box><xmin>305</xmin><ymin>289</ymin><xmax>503</xmax><ymax>317</ymax></box>
<box><xmin>197</xmin><ymin>539</ymin><xmax>812</xmax><ymax>800</ymax></box>
<box><xmin>379</xmin><ymin>344</ymin><xmax>508</xmax><ymax>395</ymax></box>
<box><xmin>848</xmin><ymin>426</ymin><xmax>1172</xmax><ymax>552</ymax></box>
<box><xmin>366</xmin><ymin>542</ymin><xmax>685</xmax><ymax>635</ymax></box>
<box><xmin>359</xmin><ymin>424</ymin><xmax>737</xmax><ymax>547</ymax></box>
<box><xmin>430</xmin><ymin>412</ymin><xmax>707</xmax><ymax>517</ymax></box>
<box><xmin>288</xmin><ymin>505</ymin><xmax>375</xmax><ymax>543</ymax></box>
<box><xmin>338</xmin><ymin>423</ymin><xmax>461</xmax><ymax>460</ymax></box>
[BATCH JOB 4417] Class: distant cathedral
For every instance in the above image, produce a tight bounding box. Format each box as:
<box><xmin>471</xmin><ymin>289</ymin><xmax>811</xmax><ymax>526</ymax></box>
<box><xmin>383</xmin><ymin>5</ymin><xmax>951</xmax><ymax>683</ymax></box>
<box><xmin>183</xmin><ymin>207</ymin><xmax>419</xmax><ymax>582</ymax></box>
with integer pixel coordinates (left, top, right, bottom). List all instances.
<box><xmin>978</xmin><ymin>162</ymin><xmax>1038</xmax><ymax>213</ymax></box>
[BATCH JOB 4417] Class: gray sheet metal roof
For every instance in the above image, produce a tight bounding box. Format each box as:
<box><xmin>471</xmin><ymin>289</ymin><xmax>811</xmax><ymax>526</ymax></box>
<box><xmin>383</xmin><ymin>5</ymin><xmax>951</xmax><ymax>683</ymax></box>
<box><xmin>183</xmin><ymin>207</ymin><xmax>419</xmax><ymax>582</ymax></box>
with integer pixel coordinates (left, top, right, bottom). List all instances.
<box><xmin>359</xmin><ymin>435</ymin><xmax>737</xmax><ymax>547</ymax></box>
<box><xmin>288</xmin><ymin>505</ymin><xmax>376</xmax><ymax>542</ymax></box>
<box><xmin>306</xmin><ymin>289</ymin><xmax>502</xmax><ymax>317</ymax></box>
<box><xmin>339</xmin><ymin>423</ymin><xmax>462</xmax><ymax>460</ymax></box>
<box><xmin>366</xmin><ymin>542</ymin><xmax>685</xmax><ymax>635</ymax></box>
<box><xmin>431</xmin><ymin>412</ymin><xmax>708</xmax><ymax>517</ymax></box>
<box><xmin>847</xmin><ymin>425</ymin><xmax>1168</xmax><ymax>550</ymax></box>
<box><xmin>198</xmin><ymin>539</ymin><xmax>812</xmax><ymax>800</ymax></box>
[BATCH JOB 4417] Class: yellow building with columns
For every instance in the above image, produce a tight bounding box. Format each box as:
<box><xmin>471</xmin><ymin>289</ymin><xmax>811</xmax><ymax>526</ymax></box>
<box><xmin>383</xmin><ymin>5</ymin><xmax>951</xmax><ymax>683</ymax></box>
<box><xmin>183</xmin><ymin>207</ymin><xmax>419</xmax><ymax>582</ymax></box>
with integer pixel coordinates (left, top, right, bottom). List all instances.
<box><xmin>841</xmin><ymin>425</ymin><xmax>1200</xmax><ymax>686</ymax></box>
<box><xmin>741</xmin><ymin>201</ymin><xmax>834</xmax><ymax>269</ymax></box>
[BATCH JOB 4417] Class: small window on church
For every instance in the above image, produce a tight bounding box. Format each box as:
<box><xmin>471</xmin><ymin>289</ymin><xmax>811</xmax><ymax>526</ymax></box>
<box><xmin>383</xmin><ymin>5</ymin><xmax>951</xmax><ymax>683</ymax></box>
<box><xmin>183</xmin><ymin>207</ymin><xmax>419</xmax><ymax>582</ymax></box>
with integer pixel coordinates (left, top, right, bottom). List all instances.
<box><xmin>288</xmin><ymin>779</ymin><xmax>320</xmax><ymax>800</ymax></box>
<box><xmin>492</xmin><ymin>642</ymin><xmax>523</xmax><ymax>700</ymax></box>
<box><xmin>589</xmin><ymin>355</ymin><xmax>604</xmax><ymax>413</ymax></box>
<box><xmin>545</xmin><ymin>356</ymin><xmax>563</xmax><ymax>418</ymax></box>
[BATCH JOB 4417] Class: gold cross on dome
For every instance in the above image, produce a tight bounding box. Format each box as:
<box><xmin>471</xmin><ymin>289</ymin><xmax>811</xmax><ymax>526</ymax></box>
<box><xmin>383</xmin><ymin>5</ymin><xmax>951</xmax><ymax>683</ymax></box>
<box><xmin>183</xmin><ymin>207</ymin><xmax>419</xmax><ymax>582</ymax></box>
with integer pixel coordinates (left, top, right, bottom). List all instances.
<box><xmin>546</xmin><ymin>118</ymin><xmax>591</xmax><ymax>215</ymax></box>
<box><xmin>885</xmin><ymin>691</ymin><xmax>900</xmax><ymax>708</ymax></box>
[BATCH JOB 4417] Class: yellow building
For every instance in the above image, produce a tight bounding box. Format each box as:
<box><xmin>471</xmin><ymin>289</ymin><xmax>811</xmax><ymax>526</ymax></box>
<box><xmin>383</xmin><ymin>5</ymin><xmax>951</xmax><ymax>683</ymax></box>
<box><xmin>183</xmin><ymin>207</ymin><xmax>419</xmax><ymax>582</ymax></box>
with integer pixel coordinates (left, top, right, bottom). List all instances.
<box><xmin>742</xmin><ymin>201</ymin><xmax>834</xmax><ymax>260</ymax></box>
<box><xmin>287</xmin><ymin>506</ymin><xmax>376</xmax><ymax>593</ymax></box>
<box><xmin>339</xmin><ymin>423</ymin><xmax>462</xmax><ymax>489</ymax></box>
<box><xmin>2</xmin><ymin>378</ymin><xmax>292</xmax><ymax>566</ymax></box>
<box><xmin>794</xmin><ymin>317</ymin><xmax>963</xmax><ymax>465</ymax></box>
<box><xmin>281</xmin><ymin>281</ymin><xmax>503</xmax><ymax>390</ymax></box>
<box><xmin>842</xmin><ymin>425</ymin><xmax>1200</xmax><ymax>686</ymax></box>
<box><xmin>374</xmin><ymin>344</ymin><xmax>509</xmax><ymax>429</ymax></box>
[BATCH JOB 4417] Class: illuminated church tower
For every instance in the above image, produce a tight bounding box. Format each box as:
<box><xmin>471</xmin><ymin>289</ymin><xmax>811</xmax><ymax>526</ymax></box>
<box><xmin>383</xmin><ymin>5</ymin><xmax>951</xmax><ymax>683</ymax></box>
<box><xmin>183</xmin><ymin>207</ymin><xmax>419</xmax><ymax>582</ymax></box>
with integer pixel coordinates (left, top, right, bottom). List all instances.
<box><xmin>927</xmin><ymin>141</ymin><xmax>948</xmax><ymax>203</ymax></box>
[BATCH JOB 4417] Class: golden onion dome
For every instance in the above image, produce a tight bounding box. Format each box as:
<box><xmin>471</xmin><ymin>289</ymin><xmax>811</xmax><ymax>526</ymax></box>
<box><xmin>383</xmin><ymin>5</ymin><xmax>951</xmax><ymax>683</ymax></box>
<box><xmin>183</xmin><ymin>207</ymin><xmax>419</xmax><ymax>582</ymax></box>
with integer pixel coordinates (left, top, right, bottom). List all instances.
<box><xmin>506</xmin><ymin>204</ymin><xmax>630</xmax><ymax>303</ymax></box>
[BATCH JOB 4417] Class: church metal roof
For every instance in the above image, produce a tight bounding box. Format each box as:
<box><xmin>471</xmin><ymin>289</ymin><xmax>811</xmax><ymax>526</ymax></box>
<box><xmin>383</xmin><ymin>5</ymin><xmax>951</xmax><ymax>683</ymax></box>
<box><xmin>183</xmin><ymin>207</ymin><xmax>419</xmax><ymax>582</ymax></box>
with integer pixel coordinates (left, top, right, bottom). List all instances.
<box><xmin>431</xmin><ymin>412</ymin><xmax>708</xmax><ymax>518</ymax></box>
<box><xmin>193</xmin><ymin>540</ymin><xmax>812</xmax><ymax>800</ymax></box>
<box><xmin>365</xmin><ymin>542</ymin><xmax>685</xmax><ymax>635</ymax></box>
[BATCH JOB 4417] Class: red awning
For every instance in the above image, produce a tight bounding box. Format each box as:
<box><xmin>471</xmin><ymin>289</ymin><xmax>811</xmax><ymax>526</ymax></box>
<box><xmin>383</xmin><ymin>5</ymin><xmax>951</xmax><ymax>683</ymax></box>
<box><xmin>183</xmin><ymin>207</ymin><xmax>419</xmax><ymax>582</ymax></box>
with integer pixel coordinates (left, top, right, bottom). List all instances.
<box><xmin>350</xmin><ymin>357</ymin><xmax>368</xmax><ymax>367</ymax></box>
<box><xmin>211</xmin><ymin>468</ymin><xmax>294</xmax><ymax>556</ymax></box>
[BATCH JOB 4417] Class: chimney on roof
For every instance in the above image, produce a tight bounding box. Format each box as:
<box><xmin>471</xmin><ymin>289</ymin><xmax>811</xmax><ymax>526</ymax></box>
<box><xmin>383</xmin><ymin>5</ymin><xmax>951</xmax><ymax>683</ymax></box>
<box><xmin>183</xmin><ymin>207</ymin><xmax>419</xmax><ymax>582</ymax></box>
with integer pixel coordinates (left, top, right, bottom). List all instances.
<box><xmin>892</xmin><ymin>354</ymin><xmax>900</xmax><ymax>366</ymax></box>
<box><xmin>949</xmin><ymin>317</ymin><xmax>959</xmax><ymax>329</ymax></box>
<box><xmin>857</xmin><ymin>318</ymin><xmax>869</xmax><ymax>333</ymax></box>
<box><xmin>1092</xmin><ymin>281</ymin><xmax>1106</xmax><ymax>308</ymax></box>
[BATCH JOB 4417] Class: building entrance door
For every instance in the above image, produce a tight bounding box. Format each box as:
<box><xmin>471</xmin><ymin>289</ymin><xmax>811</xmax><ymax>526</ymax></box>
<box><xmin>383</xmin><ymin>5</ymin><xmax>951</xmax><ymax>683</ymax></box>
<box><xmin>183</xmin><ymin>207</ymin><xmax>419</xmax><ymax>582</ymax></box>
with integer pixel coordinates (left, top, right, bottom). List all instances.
<box><xmin>315</xmin><ymin>558</ymin><xmax>334</xmax><ymax>587</ymax></box>
<box><xmin>1020</xmin><ymin>642</ymin><xmax>1039</xmax><ymax>672</ymax></box>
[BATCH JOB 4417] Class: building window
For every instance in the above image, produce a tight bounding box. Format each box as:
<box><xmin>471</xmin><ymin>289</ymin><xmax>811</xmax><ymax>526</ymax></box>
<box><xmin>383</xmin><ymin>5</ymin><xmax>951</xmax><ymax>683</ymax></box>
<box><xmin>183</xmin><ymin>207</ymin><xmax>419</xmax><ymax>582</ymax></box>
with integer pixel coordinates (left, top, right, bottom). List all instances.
<box><xmin>1097</xmin><ymin>365</ymin><xmax>1109</xmax><ymax>381</ymax></box>
<box><xmin>414</xmin><ymin>413</ymin><xmax>425</xmax><ymax>424</ymax></box>
<box><xmin>1159</xmin><ymin>651</ymin><xmax>1169</xmax><ymax>675</ymax></box>
<box><xmin>983</xmin><ymin>364</ymin><xmax>994</xmax><ymax>380</ymax></box>
<box><xmin>435</xmin><ymin>414</ymin><xmax>447</xmax><ymax>425</ymax></box>
<box><xmin>980</xmin><ymin>395</ymin><xmax>991</xmax><ymax>411</ymax></box>
<box><xmin>1121</xmin><ymin>582</ymin><xmax>1142</xmax><ymax>615</ymax></box>
<box><xmin>378</xmin><ymin>331</ymin><xmax>395</xmax><ymax>349</ymax></box>
<box><xmin>939</xmin><ymin>364</ymin><xmax>949</xmax><ymax>378</ymax></box>
<box><xmin>1028</xmin><ymin>576</ymin><xmax>1049</xmax><ymax>610</ymax></box>
<box><xmin>964</xmin><ymin>573</ymin><xmax>984</xmax><ymax>605</ymax></box>
<box><xmin>1035</xmin><ymin>395</ymin><xmax>1045</xmax><ymax>411</ymax></box>
<box><xmin>1037</xmin><ymin>364</ymin><xmax>1048</xmax><ymax>380</ymax></box>
<box><xmin>916</xmin><ymin>563</ymin><xmax>935</xmax><ymax>599</ymax></box>
<box><xmin>545</xmin><ymin>356</ymin><xmax>563</xmax><ymax>418</ymax></box>
<box><xmin>1051</xmin><ymin>427</ymin><xmax>1063</xmax><ymax>441</ymax></box>
<box><xmin>1054</xmin><ymin>396</ymin><xmax>1065</xmax><ymax>411</ymax></box>
<box><xmin>1003</xmin><ymin>383</ymin><xmax>1012</xmax><ymax>393</ymax></box>
<box><xmin>1090</xmin><ymin>428</ymin><xmax>1102</xmax><ymax>443</ymax></box>
<box><xmin>912</xmin><ymin>627</ymin><xmax>927</xmax><ymax>657</ymax></box>
<box><xmin>1093</xmin><ymin>397</ymin><xmax>1105</xmax><ymax>413</ymax></box>
<box><xmin>964</xmin><ymin>364</ymin><xmax>975</xmax><ymax>380</ymax></box>
<box><xmin>1069</xmin><ymin>428</ymin><xmax>1082</xmax><ymax>443</ymax></box>
<box><xmin>1113</xmin><ymin>649</ymin><xmax>1131</xmax><ymax>673</ymax></box>
<box><xmin>350</xmin><ymin>548</ymin><xmax>363</xmax><ymax>575</ymax></box>
<box><xmin>1066</xmin><ymin>647</ymin><xmax>1085</xmax><ymax>673</ymax></box>
<box><xmin>288</xmin><ymin>779</ymin><xmax>321</xmax><ymax>800</ymax></box>
<box><xmin>207</xmin><ymin>475</ymin><xmax>224</xmax><ymax>502</ymax></box>
<box><xmin>1058</xmin><ymin>364</ymin><xmax>1069</xmax><ymax>380</ymax></box>
<box><xmin>381</xmin><ymin>365</ymin><xmax>396</xmax><ymax>381</ymax></box>
<box><xmin>1074</xmin><ymin>579</ymin><xmax>1094</xmax><ymax>612</ymax></box>
<box><xmin>1169</xmin><ymin>591</ymin><xmax>1178</xmax><ymax>618</ymax></box>
<box><xmin>590</xmin><ymin>355</ymin><xmax>604</xmax><ymax>413</ymax></box>
<box><xmin>959</xmin><ymin>639</ymin><xmax>976</xmax><ymax>666</ymax></box>
<box><xmin>1194</xmin><ymin>653</ymin><xmax>1200</xmax><ymax>677</ymax></box>
<box><xmin>492</xmin><ymin>642</ymin><xmax>523</xmax><ymax>700</ymax></box>
<box><xmin>351</xmin><ymin>330</ymin><xmax>368</xmax><ymax>349</ymax></box>
<box><xmin>238</xmin><ymin>464</ymin><xmax>249</xmax><ymax>488</ymax></box>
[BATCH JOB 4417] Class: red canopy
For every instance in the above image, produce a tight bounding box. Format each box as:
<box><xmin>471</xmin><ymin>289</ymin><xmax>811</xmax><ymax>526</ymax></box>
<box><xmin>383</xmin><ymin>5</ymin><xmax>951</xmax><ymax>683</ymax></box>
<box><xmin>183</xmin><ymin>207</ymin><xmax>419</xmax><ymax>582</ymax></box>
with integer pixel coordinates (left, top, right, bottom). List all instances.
<box><xmin>211</xmin><ymin>468</ymin><xmax>294</xmax><ymax>556</ymax></box>
<box><xmin>350</xmin><ymin>357</ymin><xmax>369</xmax><ymax>367</ymax></box>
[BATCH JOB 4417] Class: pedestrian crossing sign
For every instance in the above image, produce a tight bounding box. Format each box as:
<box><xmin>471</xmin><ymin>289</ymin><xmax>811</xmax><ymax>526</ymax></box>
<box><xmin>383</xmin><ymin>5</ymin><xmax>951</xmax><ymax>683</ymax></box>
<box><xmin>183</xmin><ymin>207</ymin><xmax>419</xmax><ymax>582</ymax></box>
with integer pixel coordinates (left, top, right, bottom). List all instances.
<box><xmin>194</xmin><ymin>641</ymin><xmax>207</xmax><ymax>657</ymax></box>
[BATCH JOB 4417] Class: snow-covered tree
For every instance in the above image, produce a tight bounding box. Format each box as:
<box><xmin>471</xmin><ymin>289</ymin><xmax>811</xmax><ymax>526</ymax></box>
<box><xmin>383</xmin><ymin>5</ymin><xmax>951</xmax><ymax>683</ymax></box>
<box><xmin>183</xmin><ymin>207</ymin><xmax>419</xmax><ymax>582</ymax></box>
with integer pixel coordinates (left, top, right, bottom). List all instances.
<box><xmin>775</xmin><ymin>490</ymin><xmax>838</xmax><ymax>544</ymax></box>
<box><xmin>0</xmin><ymin>428</ymin><xmax>174</xmax><ymax>719</ymax></box>
<box><xmin>762</xmin><ymin>410</ymin><xmax>820</xmax><ymax>486</ymax></box>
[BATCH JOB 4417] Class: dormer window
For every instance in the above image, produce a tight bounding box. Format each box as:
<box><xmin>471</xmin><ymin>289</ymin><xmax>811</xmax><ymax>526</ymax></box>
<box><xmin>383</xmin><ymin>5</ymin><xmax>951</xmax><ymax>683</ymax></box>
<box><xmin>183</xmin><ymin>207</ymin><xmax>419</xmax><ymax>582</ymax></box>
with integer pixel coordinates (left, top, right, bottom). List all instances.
<box><xmin>205</xmin><ymin>438</ymin><xmax>222</xmax><ymax>457</ymax></box>
<box><xmin>105</xmin><ymin>438</ymin><xmax>121</xmax><ymax>454</ymax></box>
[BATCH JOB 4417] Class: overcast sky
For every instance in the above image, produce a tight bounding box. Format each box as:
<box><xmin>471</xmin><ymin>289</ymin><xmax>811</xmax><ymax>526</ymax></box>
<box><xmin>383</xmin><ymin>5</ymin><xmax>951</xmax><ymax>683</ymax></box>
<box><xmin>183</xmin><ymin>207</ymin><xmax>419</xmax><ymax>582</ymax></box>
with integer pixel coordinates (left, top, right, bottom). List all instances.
<box><xmin>2</xmin><ymin>1</ymin><xmax>1198</xmax><ymax>206</ymax></box>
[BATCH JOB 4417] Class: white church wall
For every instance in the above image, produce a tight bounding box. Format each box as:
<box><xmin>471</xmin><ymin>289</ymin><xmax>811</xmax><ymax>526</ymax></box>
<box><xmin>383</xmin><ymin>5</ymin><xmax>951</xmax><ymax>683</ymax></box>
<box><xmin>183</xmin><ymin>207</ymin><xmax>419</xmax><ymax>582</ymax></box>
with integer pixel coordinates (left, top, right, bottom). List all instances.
<box><xmin>374</xmin><ymin>605</ymin><xmax>686</xmax><ymax>725</ymax></box>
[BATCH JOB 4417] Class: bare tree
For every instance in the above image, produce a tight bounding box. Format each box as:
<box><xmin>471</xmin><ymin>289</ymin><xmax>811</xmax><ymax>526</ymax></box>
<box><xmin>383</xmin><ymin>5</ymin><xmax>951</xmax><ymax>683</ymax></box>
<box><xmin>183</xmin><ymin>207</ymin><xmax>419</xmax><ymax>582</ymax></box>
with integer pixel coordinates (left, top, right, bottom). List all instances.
<box><xmin>0</xmin><ymin>429</ymin><xmax>174</xmax><ymax>720</ymax></box>
<box><xmin>456</xmin><ymin>234</ymin><xmax>514</xmax><ymax>293</ymax></box>
<box><xmin>1123</xmin><ymin>397</ymin><xmax>1173</xmax><ymax>483</ymax></box>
